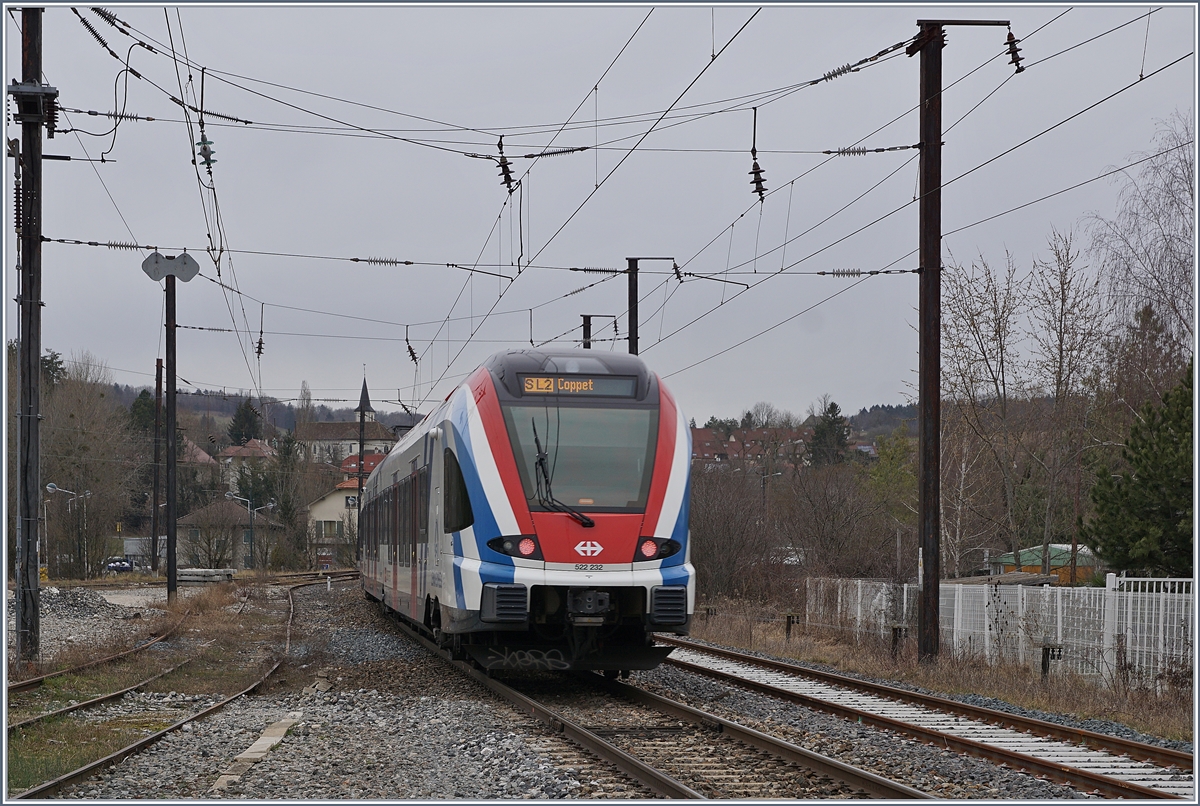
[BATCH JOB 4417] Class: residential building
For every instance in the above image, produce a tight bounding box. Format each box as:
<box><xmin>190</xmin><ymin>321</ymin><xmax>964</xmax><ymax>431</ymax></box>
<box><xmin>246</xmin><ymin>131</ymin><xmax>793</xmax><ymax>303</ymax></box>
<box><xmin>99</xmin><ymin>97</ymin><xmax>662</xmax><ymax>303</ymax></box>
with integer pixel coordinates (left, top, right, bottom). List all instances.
<box><xmin>177</xmin><ymin>498</ymin><xmax>283</xmax><ymax>570</ymax></box>
<box><xmin>989</xmin><ymin>544</ymin><xmax>1099</xmax><ymax>584</ymax></box>
<box><xmin>216</xmin><ymin>438</ymin><xmax>277</xmax><ymax>491</ymax></box>
<box><xmin>341</xmin><ymin>452</ymin><xmax>386</xmax><ymax>478</ymax></box>
<box><xmin>294</xmin><ymin>420</ymin><xmax>395</xmax><ymax>464</ymax></box>
<box><xmin>690</xmin><ymin>426</ymin><xmax>812</xmax><ymax>470</ymax></box>
<box><xmin>306</xmin><ymin>479</ymin><xmax>360</xmax><ymax>569</ymax></box>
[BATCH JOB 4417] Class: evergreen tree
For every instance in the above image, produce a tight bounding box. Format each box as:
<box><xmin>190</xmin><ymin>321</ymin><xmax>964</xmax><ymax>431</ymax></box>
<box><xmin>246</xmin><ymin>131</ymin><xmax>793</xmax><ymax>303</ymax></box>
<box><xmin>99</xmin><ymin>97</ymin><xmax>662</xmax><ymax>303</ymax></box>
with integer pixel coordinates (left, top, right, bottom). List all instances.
<box><xmin>1083</xmin><ymin>360</ymin><xmax>1193</xmax><ymax>576</ymax></box>
<box><xmin>809</xmin><ymin>399</ymin><xmax>849</xmax><ymax>466</ymax></box>
<box><xmin>227</xmin><ymin>397</ymin><xmax>263</xmax><ymax>445</ymax></box>
<box><xmin>129</xmin><ymin>389</ymin><xmax>156</xmax><ymax>432</ymax></box>
<box><xmin>703</xmin><ymin>415</ymin><xmax>739</xmax><ymax>439</ymax></box>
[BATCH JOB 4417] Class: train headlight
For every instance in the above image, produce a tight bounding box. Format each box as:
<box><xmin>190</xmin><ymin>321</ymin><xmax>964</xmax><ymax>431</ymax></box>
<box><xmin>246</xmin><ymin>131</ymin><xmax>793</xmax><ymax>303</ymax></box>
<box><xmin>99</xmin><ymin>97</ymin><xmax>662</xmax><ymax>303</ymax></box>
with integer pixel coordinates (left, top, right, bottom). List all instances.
<box><xmin>632</xmin><ymin>538</ymin><xmax>682</xmax><ymax>562</ymax></box>
<box><xmin>487</xmin><ymin>535</ymin><xmax>544</xmax><ymax>561</ymax></box>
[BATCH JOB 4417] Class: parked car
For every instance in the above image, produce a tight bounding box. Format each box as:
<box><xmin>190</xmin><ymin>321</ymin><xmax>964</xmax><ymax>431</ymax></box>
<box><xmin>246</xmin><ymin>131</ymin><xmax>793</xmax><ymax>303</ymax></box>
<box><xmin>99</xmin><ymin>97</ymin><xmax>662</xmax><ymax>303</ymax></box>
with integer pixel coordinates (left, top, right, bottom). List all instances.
<box><xmin>105</xmin><ymin>557</ymin><xmax>133</xmax><ymax>574</ymax></box>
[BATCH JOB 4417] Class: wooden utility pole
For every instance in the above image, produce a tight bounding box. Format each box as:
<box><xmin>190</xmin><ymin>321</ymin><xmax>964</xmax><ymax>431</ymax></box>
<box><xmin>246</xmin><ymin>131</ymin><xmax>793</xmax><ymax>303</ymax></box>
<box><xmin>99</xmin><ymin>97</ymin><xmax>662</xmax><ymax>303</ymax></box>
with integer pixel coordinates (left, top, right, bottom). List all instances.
<box><xmin>908</xmin><ymin>18</ymin><xmax>1009</xmax><ymax>663</ymax></box>
<box><xmin>11</xmin><ymin>7</ymin><xmax>57</xmax><ymax>662</ymax></box>
<box><xmin>151</xmin><ymin>358</ymin><xmax>162</xmax><ymax>572</ymax></box>
<box><xmin>165</xmin><ymin>276</ymin><xmax>178</xmax><ymax>602</ymax></box>
<box><xmin>624</xmin><ymin>257</ymin><xmax>673</xmax><ymax>355</ymax></box>
<box><xmin>626</xmin><ymin>258</ymin><xmax>639</xmax><ymax>355</ymax></box>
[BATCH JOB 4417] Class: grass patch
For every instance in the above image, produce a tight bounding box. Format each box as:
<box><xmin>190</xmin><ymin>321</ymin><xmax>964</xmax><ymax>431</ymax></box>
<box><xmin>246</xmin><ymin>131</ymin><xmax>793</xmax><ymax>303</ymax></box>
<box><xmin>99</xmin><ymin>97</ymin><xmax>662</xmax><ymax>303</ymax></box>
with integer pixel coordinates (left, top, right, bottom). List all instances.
<box><xmin>6</xmin><ymin>652</ymin><xmax>187</xmax><ymax>724</ymax></box>
<box><xmin>691</xmin><ymin>601</ymin><xmax>1193</xmax><ymax>744</ymax></box>
<box><xmin>6</xmin><ymin>713</ymin><xmax>176</xmax><ymax>795</ymax></box>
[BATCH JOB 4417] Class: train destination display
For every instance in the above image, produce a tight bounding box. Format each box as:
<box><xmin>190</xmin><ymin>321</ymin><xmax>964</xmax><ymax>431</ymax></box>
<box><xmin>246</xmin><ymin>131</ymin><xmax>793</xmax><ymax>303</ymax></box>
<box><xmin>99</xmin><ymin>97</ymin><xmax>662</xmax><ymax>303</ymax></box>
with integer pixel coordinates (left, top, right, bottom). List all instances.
<box><xmin>520</xmin><ymin>375</ymin><xmax>637</xmax><ymax>397</ymax></box>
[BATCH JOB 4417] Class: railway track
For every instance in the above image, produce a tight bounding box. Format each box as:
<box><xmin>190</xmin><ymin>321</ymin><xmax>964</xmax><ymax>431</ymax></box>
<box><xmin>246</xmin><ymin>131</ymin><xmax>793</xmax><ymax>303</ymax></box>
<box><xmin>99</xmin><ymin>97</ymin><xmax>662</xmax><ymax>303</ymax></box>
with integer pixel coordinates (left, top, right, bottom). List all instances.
<box><xmin>6</xmin><ymin>578</ymin><xmax>348</xmax><ymax>799</ymax></box>
<box><xmin>384</xmin><ymin>610</ymin><xmax>927</xmax><ymax>799</ymax></box>
<box><xmin>6</xmin><ymin>608</ymin><xmax>190</xmax><ymax>695</ymax></box>
<box><xmin>656</xmin><ymin>635</ymin><xmax>1194</xmax><ymax>800</ymax></box>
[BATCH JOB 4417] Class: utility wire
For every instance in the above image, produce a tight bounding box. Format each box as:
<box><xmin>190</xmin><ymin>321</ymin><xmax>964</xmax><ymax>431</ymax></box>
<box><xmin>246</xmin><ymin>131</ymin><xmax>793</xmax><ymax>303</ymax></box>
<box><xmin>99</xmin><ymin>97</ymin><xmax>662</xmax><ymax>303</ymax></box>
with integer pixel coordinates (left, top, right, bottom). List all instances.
<box><xmin>662</xmin><ymin>276</ymin><xmax>872</xmax><ymax>378</ymax></box>
<box><xmin>646</xmin><ymin>48</ymin><xmax>1192</xmax><ymax>354</ymax></box>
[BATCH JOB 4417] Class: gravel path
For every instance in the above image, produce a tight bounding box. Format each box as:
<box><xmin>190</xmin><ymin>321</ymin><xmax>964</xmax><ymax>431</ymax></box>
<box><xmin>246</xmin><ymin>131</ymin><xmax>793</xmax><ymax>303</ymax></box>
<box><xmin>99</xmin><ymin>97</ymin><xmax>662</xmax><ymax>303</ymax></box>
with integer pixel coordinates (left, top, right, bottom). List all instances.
<box><xmin>33</xmin><ymin>582</ymin><xmax>1184</xmax><ymax>799</ymax></box>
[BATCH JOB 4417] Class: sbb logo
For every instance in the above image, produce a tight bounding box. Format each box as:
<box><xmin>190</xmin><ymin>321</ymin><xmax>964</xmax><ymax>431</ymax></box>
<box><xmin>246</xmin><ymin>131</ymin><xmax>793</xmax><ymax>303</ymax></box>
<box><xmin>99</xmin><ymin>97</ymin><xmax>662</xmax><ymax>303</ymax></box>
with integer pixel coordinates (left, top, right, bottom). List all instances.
<box><xmin>574</xmin><ymin>541</ymin><xmax>603</xmax><ymax>557</ymax></box>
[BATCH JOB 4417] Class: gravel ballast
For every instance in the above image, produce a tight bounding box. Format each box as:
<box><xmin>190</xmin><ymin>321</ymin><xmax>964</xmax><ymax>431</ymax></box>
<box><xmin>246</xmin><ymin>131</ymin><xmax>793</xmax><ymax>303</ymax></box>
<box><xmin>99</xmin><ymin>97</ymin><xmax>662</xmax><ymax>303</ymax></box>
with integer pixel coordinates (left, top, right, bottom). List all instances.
<box><xmin>24</xmin><ymin>582</ymin><xmax>1185</xmax><ymax>799</ymax></box>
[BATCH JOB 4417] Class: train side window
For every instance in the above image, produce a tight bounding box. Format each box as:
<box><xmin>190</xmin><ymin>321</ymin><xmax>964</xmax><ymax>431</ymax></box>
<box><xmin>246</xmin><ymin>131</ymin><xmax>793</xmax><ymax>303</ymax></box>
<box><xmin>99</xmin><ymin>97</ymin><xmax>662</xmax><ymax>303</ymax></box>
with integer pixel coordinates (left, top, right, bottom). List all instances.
<box><xmin>401</xmin><ymin>479</ymin><xmax>411</xmax><ymax>567</ymax></box>
<box><xmin>443</xmin><ymin>448</ymin><xmax>474</xmax><ymax>533</ymax></box>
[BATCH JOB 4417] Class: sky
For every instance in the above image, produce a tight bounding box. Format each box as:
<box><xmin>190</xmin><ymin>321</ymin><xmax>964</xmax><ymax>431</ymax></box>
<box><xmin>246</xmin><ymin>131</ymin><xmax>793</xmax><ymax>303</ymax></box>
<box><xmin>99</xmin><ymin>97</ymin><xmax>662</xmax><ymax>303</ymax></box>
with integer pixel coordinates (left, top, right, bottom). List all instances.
<box><xmin>4</xmin><ymin>3</ymin><xmax>1196</xmax><ymax>428</ymax></box>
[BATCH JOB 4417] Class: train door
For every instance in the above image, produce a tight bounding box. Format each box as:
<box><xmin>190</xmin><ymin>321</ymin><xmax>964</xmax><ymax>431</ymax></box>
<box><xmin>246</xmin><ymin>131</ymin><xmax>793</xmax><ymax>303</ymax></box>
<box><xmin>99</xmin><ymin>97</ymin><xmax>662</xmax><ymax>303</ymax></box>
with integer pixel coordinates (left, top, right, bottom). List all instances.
<box><xmin>423</xmin><ymin>431</ymin><xmax>442</xmax><ymax>621</ymax></box>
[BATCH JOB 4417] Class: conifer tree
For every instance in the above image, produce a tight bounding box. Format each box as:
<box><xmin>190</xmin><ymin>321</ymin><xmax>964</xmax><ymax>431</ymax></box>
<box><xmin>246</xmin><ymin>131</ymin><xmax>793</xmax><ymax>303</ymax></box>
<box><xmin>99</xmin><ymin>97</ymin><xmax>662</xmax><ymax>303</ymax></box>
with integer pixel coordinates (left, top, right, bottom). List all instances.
<box><xmin>1084</xmin><ymin>360</ymin><xmax>1193</xmax><ymax>576</ymax></box>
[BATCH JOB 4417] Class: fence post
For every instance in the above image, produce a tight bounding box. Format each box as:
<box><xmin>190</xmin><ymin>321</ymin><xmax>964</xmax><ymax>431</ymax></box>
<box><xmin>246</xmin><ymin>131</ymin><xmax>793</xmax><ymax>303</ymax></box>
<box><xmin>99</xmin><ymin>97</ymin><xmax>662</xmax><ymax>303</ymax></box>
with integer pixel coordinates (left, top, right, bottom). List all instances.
<box><xmin>1018</xmin><ymin>584</ymin><xmax>1026</xmax><ymax>665</ymax></box>
<box><xmin>953</xmin><ymin>583</ymin><xmax>963</xmax><ymax>654</ymax></box>
<box><xmin>1056</xmin><ymin>586</ymin><xmax>1063</xmax><ymax>645</ymax></box>
<box><xmin>1102</xmin><ymin>572</ymin><xmax>1118</xmax><ymax>680</ymax></box>
<box><xmin>856</xmin><ymin>579</ymin><xmax>863</xmax><ymax>639</ymax></box>
<box><xmin>984</xmin><ymin>584</ymin><xmax>993</xmax><ymax>662</ymax></box>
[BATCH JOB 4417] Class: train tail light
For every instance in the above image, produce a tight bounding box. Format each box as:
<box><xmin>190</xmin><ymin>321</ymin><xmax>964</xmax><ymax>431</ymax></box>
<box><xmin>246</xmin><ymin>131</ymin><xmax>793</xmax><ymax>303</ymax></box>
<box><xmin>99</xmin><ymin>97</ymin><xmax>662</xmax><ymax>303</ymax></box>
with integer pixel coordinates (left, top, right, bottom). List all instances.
<box><xmin>487</xmin><ymin>535</ymin><xmax>544</xmax><ymax>561</ymax></box>
<box><xmin>632</xmin><ymin>538</ymin><xmax>682</xmax><ymax>562</ymax></box>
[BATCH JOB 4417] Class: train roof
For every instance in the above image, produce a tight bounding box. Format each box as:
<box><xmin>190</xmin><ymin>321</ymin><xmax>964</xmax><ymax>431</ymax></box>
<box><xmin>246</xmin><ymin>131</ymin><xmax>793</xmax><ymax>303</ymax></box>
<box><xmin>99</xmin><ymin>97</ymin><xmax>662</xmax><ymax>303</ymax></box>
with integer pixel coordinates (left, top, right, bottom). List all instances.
<box><xmin>482</xmin><ymin>348</ymin><xmax>659</xmax><ymax>403</ymax></box>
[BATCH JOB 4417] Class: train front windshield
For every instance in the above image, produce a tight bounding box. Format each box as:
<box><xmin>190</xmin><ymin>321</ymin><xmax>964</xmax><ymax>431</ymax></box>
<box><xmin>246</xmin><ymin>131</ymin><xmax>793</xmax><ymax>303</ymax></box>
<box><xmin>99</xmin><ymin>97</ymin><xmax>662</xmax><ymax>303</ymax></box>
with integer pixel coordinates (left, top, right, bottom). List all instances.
<box><xmin>502</xmin><ymin>405</ymin><xmax>659</xmax><ymax>511</ymax></box>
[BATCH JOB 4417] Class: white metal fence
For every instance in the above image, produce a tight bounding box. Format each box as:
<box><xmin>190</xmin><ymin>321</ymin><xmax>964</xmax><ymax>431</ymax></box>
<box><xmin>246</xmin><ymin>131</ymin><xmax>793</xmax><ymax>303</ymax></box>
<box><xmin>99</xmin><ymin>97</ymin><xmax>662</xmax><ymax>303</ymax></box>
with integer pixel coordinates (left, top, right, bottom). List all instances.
<box><xmin>804</xmin><ymin>574</ymin><xmax>1193</xmax><ymax>688</ymax></box>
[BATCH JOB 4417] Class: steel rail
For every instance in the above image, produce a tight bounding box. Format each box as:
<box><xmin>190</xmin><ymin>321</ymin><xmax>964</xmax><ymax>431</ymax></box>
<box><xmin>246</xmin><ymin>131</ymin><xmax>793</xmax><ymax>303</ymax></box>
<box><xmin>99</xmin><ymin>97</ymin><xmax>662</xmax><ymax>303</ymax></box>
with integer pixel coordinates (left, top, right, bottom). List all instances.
<box><xmin>591</xmin><ymin>674</ymin><xmax>932</xmax><ymax>799</ymax></box>
<box><xmin>383</xmin><ymin>609</ymin><xmax>925</xmax><ymax>798</ymax></box>
<box><xmin>658</xmin><ymin>638</ymin><xmax>1184</xmax><ymax>799</ymax></box>
<box><xmin>7</xmin><ymin>609</ymin><xmax>191</xmax><ymax>694</ymax></box>
<box><xmin>657</xmin><ymin>635</ymin><xmax>1193</xmax><ymax>771</ymax></box>
<box><xmin>9</xmin><ymin>659</ymin><xmax>281</xmax><ymax>800</ymax></box>
<box><xmin>7</xmin><ymin>659</ymin><xmax>192</xmax><ymax>733</ymax></box>
<box><xmin>8</xmin><ymin>578</ymin><xmax>332</xmax><ymax>799</ymax></box>
<box><xmin>383</xmin><ymin>612</ymin><xmax>702</xmax><ymax>798</ymax></box>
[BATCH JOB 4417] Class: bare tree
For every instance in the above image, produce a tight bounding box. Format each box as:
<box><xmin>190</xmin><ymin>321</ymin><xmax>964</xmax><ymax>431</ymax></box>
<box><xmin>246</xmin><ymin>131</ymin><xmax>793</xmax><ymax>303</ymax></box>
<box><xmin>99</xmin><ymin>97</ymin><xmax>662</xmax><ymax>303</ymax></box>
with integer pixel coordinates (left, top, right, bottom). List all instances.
<box><xmin>943</xmin><ymin>252</ymin><xmax>1034</xmax><ymax>559</ymax></box>
<box><xmin>41</xmin><ymin>352</ymin><xmax>140</xmax><ymax>578</ymax></box>
<box><xmin>1088</xmin><ymin>110</ymin><xmax>1194</xmax><ymax>354</ymax></box>
<box><xmin>939</xmin><ymin>410</ymin><xmax>993</xmax><ymax>578</ymax></box>
<box><xmin>689</xmin><ymin>466</ymin><xmax>782</xmax><ymax>599</ymax></box>
<box><xmin>1025</xmin><ymin>229</ymin><xmax>1107</xmax><ymax>574</ymax></box>
<box><xmin>777</xmin><ymin>464</ymin><xmax>885</xmax><ymax>578</ymax></box>
<box><xmin>185</xmin><ymin>505</ymin><xmax>238</xmax><ymax>569</ymax></box>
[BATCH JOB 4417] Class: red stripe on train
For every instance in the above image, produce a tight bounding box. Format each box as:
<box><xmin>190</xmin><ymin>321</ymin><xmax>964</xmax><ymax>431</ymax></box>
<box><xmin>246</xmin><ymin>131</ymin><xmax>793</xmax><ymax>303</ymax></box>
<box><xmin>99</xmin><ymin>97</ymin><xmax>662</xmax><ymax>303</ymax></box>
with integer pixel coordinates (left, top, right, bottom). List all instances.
<box><xmin>467</xmin><ymin>367</ymin><xmax>535</xmax><ymax>534</ymax></box>
<box><xmin>640</xmin><ymin>377</ymin><xmax>676</xmax><ymax>537</ymax></box>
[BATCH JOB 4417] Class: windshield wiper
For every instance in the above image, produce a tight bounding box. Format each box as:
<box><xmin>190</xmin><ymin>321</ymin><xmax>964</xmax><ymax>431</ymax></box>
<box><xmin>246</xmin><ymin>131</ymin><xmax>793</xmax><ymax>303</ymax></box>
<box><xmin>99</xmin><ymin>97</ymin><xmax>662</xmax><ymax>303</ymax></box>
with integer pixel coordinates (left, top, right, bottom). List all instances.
<box><xmin>532</xmin><ymin>418</ymin><xmax>594</xmax><ymax>528</ymax></box>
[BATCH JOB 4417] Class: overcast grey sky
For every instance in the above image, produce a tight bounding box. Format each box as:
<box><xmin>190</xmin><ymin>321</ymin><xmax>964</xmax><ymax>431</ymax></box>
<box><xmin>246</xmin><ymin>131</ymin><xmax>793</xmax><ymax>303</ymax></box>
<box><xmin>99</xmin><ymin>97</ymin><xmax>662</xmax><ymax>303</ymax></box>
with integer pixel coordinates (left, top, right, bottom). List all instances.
<box><xmin>4</xmin><ymin>3</ymin><xmax>1196</xmax><ymax>426</ymax></box>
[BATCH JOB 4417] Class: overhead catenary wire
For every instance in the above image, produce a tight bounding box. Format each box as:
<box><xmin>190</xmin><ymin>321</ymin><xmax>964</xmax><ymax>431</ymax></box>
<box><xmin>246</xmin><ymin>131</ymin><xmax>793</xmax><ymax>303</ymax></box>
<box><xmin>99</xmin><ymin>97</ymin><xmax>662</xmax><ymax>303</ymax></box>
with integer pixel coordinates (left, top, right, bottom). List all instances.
<box><xmin>31</xmin><ymin>7</ymin><xmax>1183</xmax><ymax>412</ymax></box>
<box><xmin>646</xmin><ymin>46</ymin><xmax>1193</xmax><ymax>355</ymax></box>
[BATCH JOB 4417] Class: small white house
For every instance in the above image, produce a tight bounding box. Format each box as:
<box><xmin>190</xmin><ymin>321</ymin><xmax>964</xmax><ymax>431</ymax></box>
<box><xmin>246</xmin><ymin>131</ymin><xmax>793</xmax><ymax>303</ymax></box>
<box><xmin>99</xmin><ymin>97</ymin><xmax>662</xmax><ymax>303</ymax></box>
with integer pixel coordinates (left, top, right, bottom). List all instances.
<box><xmin>306</xmin><ymin>479</ymin><xmax>360</xmax><ymax>568</ymax></box>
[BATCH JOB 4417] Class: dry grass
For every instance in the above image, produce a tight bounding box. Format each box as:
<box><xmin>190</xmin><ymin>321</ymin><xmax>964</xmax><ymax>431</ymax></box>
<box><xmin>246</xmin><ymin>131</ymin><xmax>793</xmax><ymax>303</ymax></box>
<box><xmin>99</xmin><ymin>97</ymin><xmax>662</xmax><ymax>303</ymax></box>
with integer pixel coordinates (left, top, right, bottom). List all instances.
<box><xmin>7</xmin><ymin>714</ymin><xmax>176</xmax><ymax>795</ymax></box>
<box><xmin>159</xmin><ymin>581</ymin><xmax>242</xmax><ymax>617</ymax></box>
<box><xmin>691</xmin><ymin>602</ymin><xmax>1193</xmax><ymax>744</ymax></box>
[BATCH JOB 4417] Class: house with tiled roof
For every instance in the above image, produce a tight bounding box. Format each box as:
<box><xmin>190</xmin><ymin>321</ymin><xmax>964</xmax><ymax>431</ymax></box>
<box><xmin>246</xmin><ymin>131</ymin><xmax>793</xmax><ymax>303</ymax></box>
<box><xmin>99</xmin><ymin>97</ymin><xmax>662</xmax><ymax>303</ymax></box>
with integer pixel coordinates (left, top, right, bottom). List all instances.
<box><xmin>340</xmin><ymin>452</ymin><xmax>385</xmax><ymax>479</ymax></box>
<box><xmin>181</xmin><ymin>436</ymin><xmax>218</xmax><ymax>466</ymax></box>
<box><xmin>216</xmin><ymin>438</ymin><xmax>277</xmax><ymax>491</ymax></box>
<box><xmin>177</xmin><ymin>498</ymin><xmax>283</xmax><ymax>570</ymax></box>
<box><xmin>294</xmin><ymin>420</ymin><xmax>395</xmax><ymax>464</ymax></box>
<box><xmin>690</xmin><ymin>426</ymin><xmax>811</xmax><ymax>470</ymax></box>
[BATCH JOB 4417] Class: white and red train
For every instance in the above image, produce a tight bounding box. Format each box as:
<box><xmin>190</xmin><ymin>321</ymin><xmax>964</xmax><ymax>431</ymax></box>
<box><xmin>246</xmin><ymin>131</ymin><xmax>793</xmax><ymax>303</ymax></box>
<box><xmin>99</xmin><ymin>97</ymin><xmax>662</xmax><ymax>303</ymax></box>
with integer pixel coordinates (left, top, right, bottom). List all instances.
<box><xmin>359</xmin><ymin>349</ymin><xmax>694</xmax><ymax>672</ymax></box>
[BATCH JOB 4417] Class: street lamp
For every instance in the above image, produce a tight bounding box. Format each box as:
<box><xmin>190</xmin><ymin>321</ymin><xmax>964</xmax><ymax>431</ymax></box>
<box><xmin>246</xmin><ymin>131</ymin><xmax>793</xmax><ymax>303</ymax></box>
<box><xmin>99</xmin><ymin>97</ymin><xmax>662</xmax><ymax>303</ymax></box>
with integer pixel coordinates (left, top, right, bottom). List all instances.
<box><xmin>46</xmin><ymin>484</ymin><xmax>91</xmax><ymax>576</ymax></box>
<box><xmin>225</xmin><ymin>492</ymin><xmax>275</xmax><ymax>571</ymax></box>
